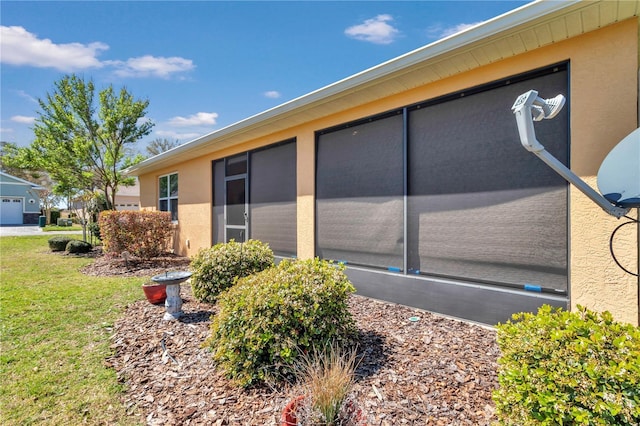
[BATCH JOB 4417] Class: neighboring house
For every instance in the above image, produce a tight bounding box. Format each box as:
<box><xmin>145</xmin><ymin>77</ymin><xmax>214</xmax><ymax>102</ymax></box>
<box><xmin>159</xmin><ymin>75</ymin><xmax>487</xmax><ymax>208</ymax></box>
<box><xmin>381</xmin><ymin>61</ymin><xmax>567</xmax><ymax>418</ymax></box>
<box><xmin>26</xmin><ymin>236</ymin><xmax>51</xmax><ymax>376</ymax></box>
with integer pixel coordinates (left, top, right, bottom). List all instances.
<box><xmin>70</xmin><ymin>179</ymin><xmax>140</xmax><ymax>215</ymax></box>
<box><xmin>114</xmin><ymin>179</ymin><xmax>140</xmax><ymax>211</ymax></box>
<box><xmin>0</xmin><ymin>171</ymin><xmax>42</xmax><ymax>225</ymax></box>
<box><xmin>127</xmin><ymin>0</ymin><xmax>639</xmax><ymax>325</ymax></box>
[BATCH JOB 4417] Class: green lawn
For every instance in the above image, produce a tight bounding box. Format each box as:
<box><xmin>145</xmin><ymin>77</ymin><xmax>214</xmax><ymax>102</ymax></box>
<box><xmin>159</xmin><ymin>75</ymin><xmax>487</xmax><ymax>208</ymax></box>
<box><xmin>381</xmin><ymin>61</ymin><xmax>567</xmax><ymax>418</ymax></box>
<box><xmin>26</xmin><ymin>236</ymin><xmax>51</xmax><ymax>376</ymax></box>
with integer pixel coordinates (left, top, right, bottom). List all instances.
<box><xmin>0</xmin><ymin>236</ymin><xmax>144</xmax><ymax>425</ymax></box>
<box><xmin>41</xmin><ymin>225</ymin><xmax>84</xmax><ymax>232</ymax></box>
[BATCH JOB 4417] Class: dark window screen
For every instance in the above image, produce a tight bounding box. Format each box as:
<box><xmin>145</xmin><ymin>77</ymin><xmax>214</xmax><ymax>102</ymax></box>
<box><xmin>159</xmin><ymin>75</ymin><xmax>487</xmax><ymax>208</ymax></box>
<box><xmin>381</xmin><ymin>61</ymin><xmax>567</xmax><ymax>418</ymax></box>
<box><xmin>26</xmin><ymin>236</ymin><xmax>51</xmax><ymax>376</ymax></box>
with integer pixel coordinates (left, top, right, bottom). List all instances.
<box><xmin>227</xmin><ymin>228</ymin><xmax>244</xmax><ymax>243</ymax></box>
<box><xmin>212</xmin><ymin>160</ymin><xmax>225</xmax><ymax>244</ymax></box>
<box><xmin>226</xmin><ymin>178</ymin><xmax>246</xmax><ymax>226</ymax></box>
<box><xmin>226</xmin><ymin>154</ymin><xmax>247</xmax><ymax>175</ymax></box>
<box><xmin>169</xmin><ymin>199</ymin><xmax>178</xmax><ymax>222</ymax></box>
<box><xmin>159</xmin><ymin>176</ymin><xmax>168</xmax><ymax>197</ymax></box>
<box><xmin>249</xmin><ymin>140</ymin><xmax>297</xmax><ymax>256</ymax></box>
<box><xmin>316</xmin><ymin>114</ymin><xmax>404</xmax><ymax>269</ymax></box>
<box><xmin>169</xmin><ymin>174</ymin><xmax>178</xmax><ymax>197</ymax></box>
<box><xmin>407</xmin><ymin>69</ymin><xmax>568</xmax><ymax>291</ymax></box>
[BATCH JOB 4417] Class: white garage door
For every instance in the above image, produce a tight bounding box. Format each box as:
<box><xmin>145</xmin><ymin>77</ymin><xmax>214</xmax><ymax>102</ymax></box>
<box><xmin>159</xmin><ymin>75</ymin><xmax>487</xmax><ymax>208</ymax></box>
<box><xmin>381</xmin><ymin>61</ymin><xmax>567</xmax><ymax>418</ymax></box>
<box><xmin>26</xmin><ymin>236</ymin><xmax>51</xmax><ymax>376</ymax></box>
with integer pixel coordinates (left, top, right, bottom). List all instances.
<box><xmin>0</xmin><ymin>198</ymin><xmax>24</xmax><ymax>224</ymax></box>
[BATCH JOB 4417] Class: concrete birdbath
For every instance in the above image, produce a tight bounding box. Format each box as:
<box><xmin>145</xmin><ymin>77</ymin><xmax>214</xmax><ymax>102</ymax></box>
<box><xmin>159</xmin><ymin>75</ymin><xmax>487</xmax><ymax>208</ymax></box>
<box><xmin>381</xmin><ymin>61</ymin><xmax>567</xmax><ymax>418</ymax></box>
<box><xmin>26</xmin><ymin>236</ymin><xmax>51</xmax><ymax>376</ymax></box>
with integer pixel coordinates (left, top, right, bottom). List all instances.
<box><xmin>151</xmin><ymin>271</ymin><xmax>192</xmax><ymax>321</ymax></box>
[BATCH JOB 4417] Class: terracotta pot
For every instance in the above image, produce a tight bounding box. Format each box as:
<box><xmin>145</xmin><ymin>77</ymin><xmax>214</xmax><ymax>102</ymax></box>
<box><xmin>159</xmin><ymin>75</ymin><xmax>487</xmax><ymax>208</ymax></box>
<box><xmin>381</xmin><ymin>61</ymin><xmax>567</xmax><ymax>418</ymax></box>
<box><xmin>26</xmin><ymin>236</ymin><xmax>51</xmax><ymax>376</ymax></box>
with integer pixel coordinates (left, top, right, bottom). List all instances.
<box><xmin>281</xmin><ymin>395</ymin><xmax>366</xmax><ymax>426</ymax></box>
<box><xmin>281</xmin><ymin>395</ymin><xmax>305</xmax><ymax>426</ymax></box>
<box><xmin>142</xmin><ymin>282</ymin><xmax>167</xmax><ymax>304</ymax></box>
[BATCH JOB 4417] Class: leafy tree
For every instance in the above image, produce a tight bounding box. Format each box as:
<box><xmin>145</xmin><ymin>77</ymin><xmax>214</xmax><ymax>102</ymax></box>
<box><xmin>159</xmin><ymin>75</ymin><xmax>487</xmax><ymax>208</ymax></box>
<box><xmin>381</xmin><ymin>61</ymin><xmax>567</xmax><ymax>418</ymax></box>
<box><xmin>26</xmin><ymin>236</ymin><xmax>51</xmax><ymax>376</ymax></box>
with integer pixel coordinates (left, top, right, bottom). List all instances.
<box><xmin>23</xmin><ymin>74</ymin><xmax>153</xmax><ymax>210</ymax></box>
<box><xmin>145</xmin><ymin>137</ymin><xmax>180</xmax><ymax>157</ymax></box>
<box><xmin>0</xmin><ymin>141</ymin><xmax>43</xmax><ymax>182</ymax></box>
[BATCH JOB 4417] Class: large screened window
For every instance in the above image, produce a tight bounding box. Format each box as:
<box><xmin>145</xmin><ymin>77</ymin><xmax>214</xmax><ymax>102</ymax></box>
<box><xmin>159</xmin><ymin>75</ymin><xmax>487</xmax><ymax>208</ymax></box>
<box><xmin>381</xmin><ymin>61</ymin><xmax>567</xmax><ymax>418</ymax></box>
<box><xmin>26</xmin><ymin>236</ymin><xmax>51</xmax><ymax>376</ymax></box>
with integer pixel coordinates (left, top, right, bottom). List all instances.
<box><xmin>407</xmin><ymin>68</ymin><xmax>568</xmax><ymax>291</ymax></box>
<box><xmin>316</xmin><ymin>113</ymin><xmax>404</xmax><ymax>269</ymax></box>
<box><xmin>315</xmin><ymin>64</ymin><xmax>568</xmax><ymax>292</ymax></box>
<box><xmin>159</xmin><ymin>172</ymin><xmax>178</xmax><ymax>221</ymax></box>
<box><xmin>213</xmin><ymin>139</ymin><xmax>297</xmax><ymax>256</ymax></box>
<box><xmin>249</xmin><ymin>141</ymin><xmax>297</xmax><ymax>255</ymax></box>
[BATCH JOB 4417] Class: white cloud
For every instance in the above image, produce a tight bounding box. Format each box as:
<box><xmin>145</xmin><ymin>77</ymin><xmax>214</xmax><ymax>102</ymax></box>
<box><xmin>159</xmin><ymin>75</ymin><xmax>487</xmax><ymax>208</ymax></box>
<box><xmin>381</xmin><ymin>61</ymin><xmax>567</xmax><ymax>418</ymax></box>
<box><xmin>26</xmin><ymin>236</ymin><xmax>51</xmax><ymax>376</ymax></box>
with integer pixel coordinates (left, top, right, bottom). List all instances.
<box><xmin>427</xmin><ymin>21</ymin><xmax>484</xmax><ymax>39</ymax></box>
<box><xmin>344</xmin><ymin>14</ymin><xmax>399</xmax><ymax>45</ymax></box>
<box><xmin>1</xmin><ymin>25</ymin><xmax>107</xmax><ymax>71</ymax></box>
<box><xmin>167</xmin><ymin>112</ymin><xmax>218</xmax><ymax>127</ymax></box>
<box><xmin>108</xmin><ymin>55</ymin><xmax>195</xmax><ymax>79</ymax></box>
<box><xmin>264</xmin><ymin>91</ymin><xmax>281</xmax><ymax>99</ymax></box>
<box><xmin>0</xmin><ymin>127</ymin><xmax>14</xmax><ymax>134</ymax></box>
<box><xmin>155</xmin><ymin>129</ymin><xmax>201</xmax><ymax>141</ymax></box>
<box><xmin>16</xmin><ymin>90</ymin><xmax>38</xmax><ymax>104</ymax></box>
<box><xmin>11</xmin><ymin>115</ymin><xmax>35</xmax><ymax>125</ymax></box>
<box><xmin>0</xmin><ymin>26</ymin><xmax>194</xmax><ymax>79</ymax></box>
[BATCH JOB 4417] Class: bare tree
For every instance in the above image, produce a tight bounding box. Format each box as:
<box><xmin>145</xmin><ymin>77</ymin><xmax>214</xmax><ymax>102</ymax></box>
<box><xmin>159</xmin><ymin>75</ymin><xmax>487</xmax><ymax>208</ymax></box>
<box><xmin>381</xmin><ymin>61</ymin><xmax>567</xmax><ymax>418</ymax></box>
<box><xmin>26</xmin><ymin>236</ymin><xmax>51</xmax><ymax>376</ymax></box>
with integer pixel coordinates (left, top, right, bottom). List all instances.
<box><xmin>145</xmin><ymin>138</ymin><xmax>181</xmax><ymax>157</ymax></box>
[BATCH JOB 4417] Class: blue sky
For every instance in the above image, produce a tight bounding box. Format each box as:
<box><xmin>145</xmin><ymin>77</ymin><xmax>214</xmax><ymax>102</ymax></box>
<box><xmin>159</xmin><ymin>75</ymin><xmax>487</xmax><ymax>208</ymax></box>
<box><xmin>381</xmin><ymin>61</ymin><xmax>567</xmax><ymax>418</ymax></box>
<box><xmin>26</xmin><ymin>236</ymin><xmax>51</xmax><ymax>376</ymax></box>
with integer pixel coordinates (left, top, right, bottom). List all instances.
<box><xmin>1</xmin><ymin>0</ymin><xmax>530</xmax><ymax>150</ymax></box>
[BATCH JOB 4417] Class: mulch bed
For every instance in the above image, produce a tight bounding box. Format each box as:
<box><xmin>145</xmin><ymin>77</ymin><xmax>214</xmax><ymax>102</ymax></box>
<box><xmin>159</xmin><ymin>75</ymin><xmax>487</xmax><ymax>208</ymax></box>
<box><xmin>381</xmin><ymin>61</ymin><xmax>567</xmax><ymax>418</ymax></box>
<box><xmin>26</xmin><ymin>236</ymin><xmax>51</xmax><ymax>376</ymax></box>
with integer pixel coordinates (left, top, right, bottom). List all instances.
<box><xmin>85</xmin><ymin>254</ymin><xmax>500</xmax><ymax>425</ymax></box>
<box><xmin>81</xmin><ymin>251</ymin><xmax>191</xmax><ymax>279</ymax></box>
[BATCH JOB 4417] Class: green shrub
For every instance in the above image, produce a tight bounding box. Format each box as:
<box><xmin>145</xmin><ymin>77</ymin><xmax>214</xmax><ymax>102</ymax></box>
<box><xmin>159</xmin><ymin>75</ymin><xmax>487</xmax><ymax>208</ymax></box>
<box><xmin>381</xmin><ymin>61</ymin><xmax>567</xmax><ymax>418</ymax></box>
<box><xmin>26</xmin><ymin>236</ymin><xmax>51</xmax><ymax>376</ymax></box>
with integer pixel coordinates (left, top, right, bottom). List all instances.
<box><xmin>49</xmin><ymin>209</ymin><xmax>60</xmax><ymax>225</ymax></box>
<box><xmin>494</xmin><ymin>305</ymin><xmax>640</xmax><ymax>425</ymax></box>
<box><xmin>190</xmin><ymin>239</ymin><xmax>274</xmax><ymax>303</ymax></box>
<box><xmin>56</xmin><ymin>218</ymin><xmax>72</xmax><ymax>227</ymax></box>
<box><xmin>206</xmin><ymin>258</ymin><xmax>357</xmax><ymax>387</ymax></box>
<box><xmin>48</xmin><ymin>236</ymin><xmax>73</xmax><ymax>252</ymax></box>
<box><xmin>66</xmin><ymin>240</ymin><xmax>92</xmax><ymax>254</ymax></box>
<box><xmin>87</xmin><ymin>221</ymin><xmax>101</xmax><ymax>240</ymax></box>
<box><xmin>99</xmin><ymin>210</ymin><xmax>172</xmax><ymax>259</ymax></box>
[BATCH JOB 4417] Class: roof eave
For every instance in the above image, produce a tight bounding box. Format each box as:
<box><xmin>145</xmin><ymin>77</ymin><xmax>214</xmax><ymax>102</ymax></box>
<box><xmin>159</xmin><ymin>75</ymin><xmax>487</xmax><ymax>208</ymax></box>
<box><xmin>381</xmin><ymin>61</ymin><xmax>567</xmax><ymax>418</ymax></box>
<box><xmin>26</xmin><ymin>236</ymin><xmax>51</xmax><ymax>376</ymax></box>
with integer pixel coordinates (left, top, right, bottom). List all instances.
<box><xmin>125</xmin><ymin>0</ymin><xmax>592</xmax><ymax>176</ymax></box>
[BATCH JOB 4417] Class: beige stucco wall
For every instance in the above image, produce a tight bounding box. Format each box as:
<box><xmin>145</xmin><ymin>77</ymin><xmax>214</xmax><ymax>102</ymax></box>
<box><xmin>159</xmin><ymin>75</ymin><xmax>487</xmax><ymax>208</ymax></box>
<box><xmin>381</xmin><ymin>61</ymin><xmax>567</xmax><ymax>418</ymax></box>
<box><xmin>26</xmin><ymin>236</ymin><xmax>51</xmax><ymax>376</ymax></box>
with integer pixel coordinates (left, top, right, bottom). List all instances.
<box><xmin>565</xmin><ymin>19</ymin><xmax>638</xmax><ymax>326</ymax></box>
<box><xmin>139</xmin><ymin>19</ymin><xmax>639</xmax><ymax>324</ymax></box>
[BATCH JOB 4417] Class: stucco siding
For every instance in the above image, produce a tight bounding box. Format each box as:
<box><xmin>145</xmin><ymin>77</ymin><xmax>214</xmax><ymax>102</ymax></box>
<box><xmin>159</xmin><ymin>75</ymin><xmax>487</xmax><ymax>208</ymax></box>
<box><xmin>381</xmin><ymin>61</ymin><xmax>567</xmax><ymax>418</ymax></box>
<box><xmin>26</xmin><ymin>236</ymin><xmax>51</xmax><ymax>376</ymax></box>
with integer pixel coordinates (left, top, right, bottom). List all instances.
<box><xmin>137</xmin><ymin>18</ymin><xmax>639</xmax><ymax>324</ymax></box>
<box><xmin>567</xmin><ymin>19</ymin><xmax>638</xmax><ymax>325</ymax></box>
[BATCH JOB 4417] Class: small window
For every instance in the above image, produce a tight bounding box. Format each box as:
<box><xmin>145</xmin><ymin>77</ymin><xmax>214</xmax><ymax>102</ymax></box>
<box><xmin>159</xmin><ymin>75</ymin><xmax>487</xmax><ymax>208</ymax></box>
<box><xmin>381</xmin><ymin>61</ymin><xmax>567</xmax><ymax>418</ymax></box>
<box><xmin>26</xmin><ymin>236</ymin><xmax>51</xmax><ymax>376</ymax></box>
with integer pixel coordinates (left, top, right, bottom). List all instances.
<box><xmin>159</xmin><ymin>173</ymin><xmax>178</xmax><ymax>221</ymax></box>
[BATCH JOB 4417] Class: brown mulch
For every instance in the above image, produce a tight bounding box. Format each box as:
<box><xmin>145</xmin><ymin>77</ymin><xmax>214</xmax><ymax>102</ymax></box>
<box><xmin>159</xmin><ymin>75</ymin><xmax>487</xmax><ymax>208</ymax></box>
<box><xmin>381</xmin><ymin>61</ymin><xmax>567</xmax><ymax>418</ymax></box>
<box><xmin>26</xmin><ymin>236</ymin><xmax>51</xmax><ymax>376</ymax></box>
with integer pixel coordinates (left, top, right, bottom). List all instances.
<box><xmin>85</xmin><ymin>254</ymin><xmax>500</xmax><ymax>425</ymax></box>
<box><xmin>80</xmin><ymin>250</ymin><xmax>192</xmax><ymax>279</ymax></box>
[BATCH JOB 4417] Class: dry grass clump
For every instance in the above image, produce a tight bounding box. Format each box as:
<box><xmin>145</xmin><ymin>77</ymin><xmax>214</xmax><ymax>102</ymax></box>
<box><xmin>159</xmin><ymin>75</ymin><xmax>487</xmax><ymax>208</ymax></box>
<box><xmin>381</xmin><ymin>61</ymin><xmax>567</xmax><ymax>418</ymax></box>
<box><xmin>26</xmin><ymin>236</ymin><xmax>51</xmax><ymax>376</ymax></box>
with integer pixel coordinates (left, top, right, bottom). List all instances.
<box><xmin>295</xmin><ymin>343</ymin><xmax>361</xmax><ymax>425</ymax></box>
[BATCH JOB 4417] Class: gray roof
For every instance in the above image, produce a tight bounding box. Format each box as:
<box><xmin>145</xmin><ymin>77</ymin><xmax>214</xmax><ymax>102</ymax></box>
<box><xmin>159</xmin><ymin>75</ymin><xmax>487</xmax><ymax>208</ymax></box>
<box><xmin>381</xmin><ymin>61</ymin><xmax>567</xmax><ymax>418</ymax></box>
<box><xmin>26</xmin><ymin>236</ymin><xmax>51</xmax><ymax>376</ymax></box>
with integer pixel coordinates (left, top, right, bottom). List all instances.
<box><xmin>0</xmin><ymin>171</ymin><xmax>45</xmax><ymax>189</ymax></box>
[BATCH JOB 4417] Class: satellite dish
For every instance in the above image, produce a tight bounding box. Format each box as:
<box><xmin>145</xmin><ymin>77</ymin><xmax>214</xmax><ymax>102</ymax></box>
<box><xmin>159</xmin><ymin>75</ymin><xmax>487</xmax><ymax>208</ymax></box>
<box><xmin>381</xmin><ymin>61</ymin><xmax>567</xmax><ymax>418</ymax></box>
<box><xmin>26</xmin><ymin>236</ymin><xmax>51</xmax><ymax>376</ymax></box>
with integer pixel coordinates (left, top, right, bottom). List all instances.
<box><xmin>597</xmin><ymin>127</ymin><xmax>640</xmax><ymax>208</ymax></box>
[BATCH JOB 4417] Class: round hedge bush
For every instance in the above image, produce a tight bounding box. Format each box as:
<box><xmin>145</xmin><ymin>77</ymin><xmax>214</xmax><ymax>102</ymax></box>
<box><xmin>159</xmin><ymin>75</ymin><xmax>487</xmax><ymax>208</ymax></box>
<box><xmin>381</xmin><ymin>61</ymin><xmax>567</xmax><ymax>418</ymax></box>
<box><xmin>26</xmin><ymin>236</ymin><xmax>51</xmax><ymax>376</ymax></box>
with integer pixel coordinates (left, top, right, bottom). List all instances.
<box><xmin>206</xmin><ymin>258</ymin><xmax>357</xmax><ymax>387</ymax></box>
<box><xmin>48</xmin><ymin>236</ymin><xmax>73</xmax><ymax>252</ymax></box>
<box><xmin>66</xmin><ymin>239</ymin><xmax>92</xmax><ymax>254</ymax></box>
<box><xmin>190</xmin><ymin>239</ymin><xmax>274</xmax><ymax>303</ymax></box>
<box><xmin>494</xmin><ymin>305</ymin><xmax>640</xmax><ymax>425</ymax></box>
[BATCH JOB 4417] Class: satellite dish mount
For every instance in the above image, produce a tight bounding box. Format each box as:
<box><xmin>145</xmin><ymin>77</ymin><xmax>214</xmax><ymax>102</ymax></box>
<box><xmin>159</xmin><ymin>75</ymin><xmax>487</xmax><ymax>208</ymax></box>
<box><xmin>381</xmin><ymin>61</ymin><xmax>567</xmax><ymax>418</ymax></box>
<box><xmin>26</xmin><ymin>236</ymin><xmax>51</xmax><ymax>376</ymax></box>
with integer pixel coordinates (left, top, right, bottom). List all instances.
<box><xmin>511</xmin><ymin>90</ymin><xmax>631</xmax><ymax>219</ymax></box>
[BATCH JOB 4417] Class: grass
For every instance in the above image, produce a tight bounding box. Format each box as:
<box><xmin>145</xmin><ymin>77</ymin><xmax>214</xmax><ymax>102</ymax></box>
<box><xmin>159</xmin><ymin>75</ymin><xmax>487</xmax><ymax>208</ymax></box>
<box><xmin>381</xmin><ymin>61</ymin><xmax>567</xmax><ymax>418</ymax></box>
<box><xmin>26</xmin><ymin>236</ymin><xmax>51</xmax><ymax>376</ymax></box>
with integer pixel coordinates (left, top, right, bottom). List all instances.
<box><xmin>41</xmin><ymin>225</ymin><xmax>84</xmax><ymax>232</ymax></box>
<box><xmin>0</xmin><ymin>236</ymin><xmax>145</xmax><ymax>425</ymax></box>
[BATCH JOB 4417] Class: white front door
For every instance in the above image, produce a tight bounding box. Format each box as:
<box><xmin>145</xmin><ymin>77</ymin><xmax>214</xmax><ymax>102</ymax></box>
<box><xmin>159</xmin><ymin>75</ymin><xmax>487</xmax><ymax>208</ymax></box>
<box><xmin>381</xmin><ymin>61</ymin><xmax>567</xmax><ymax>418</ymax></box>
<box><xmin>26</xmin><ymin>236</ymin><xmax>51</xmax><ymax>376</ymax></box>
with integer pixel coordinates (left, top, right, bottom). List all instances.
<box><xmin>0</xmin><ymin>198</ymin><xmax>24</xmax><ymax>224</ymax></box>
